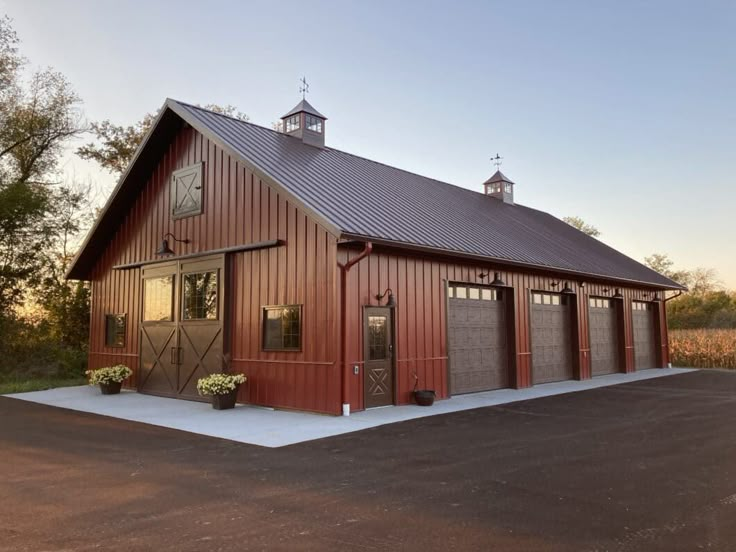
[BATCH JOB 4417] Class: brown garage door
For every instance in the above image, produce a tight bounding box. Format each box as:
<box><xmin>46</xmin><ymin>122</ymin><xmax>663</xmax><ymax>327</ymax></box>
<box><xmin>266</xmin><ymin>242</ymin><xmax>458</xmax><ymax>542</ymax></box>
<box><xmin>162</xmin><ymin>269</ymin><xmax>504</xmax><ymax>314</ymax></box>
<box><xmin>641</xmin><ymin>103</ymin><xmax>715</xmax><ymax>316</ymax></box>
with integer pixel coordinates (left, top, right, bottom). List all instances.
<box><xmin>448</xmin><ymin>284</ymin><xmax>509</xmax><ymax>395</ymax></box>
<box><xmin>531</xmin><ymin>292</ymin><xmax>573</xmax><ymax>384</ymax></box>
<box><xmin>633</xmin><ymin>301</ymin><xmax>657</xmax><ymax>370</ymax></box>
<box><xmin>589</xmin><ymin>297</ymin><xmax>620</xmax><ymax>376</ymax></box>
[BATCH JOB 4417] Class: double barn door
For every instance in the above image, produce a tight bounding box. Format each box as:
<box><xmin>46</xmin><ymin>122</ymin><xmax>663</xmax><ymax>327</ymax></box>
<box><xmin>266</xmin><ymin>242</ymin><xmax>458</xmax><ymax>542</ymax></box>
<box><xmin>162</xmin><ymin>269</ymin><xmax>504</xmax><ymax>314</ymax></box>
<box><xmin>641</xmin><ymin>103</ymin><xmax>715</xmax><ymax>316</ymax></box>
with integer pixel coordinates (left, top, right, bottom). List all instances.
<box><xmin>139</xmin><ymin>255</ymin><xmax>225</xmax><ymax>401</ymax></box>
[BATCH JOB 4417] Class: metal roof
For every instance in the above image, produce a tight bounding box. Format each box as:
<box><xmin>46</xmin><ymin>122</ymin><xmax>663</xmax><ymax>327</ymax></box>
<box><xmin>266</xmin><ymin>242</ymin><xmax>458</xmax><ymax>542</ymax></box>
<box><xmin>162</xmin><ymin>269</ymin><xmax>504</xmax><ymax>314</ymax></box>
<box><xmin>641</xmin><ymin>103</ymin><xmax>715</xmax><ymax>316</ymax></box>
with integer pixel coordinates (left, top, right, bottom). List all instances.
<box><xmin>281</xmin><ymin>99</ymin><xmax>326</xmax><ymax>119</ymax></box>
<box><xmin>67</xmin><ymin>98</ymin><xmax>683</xmax><ymax>290</ymax></box>
<box><xmin>173</xmin><ymin>101</ymin><xmax>681</xmax><ymax>289</ymax></box>
<box><xmin>484</xmin><ymin>170</ymin><xmax>514</xmax><ymax>185</ymax></box>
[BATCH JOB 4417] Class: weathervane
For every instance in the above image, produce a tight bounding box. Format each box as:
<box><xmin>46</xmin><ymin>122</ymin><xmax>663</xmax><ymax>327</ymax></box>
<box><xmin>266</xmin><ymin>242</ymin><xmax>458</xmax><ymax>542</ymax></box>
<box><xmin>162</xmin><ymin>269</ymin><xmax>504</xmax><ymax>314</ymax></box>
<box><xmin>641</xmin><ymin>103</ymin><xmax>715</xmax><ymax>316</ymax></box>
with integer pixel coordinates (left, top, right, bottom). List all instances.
<box><xmin>299</xmin><ymin>76</ymin><xmax>309</xmax><ymax>99</ymax></box>
<box><xmin>491</xmin><ymin>153</ymin><xmax>503</xmax><ymax>170</ymax></box>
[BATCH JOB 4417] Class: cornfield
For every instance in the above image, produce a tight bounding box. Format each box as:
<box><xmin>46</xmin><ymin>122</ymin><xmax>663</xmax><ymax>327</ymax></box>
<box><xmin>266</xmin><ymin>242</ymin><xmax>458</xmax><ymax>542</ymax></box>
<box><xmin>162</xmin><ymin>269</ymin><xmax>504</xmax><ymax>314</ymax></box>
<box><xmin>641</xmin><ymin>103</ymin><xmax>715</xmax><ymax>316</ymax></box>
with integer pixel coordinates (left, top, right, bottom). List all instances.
<box><xmin>669</xmin><ymin>329</ymin><xmax>736</xmax><ymax>369</ymax></box>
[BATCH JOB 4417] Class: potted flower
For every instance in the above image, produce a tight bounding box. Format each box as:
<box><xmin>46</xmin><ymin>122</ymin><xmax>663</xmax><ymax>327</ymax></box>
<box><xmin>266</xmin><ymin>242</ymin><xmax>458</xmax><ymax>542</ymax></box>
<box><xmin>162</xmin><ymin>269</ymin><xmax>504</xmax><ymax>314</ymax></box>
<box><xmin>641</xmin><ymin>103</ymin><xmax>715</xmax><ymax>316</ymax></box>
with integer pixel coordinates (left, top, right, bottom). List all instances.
<box><xmin>412</xmin><ymin>372</ymin><xmax>436</xmax><ymax>407</ymax></box>
<box><xmin>196</xmin><ymin>373</ymin><xmax>247</xmax><ymax>410</ymax></box>
<box><xmin>86</xmin><ymin>364</ymin><xmax>132</xmax><ymax>395</ymax></box>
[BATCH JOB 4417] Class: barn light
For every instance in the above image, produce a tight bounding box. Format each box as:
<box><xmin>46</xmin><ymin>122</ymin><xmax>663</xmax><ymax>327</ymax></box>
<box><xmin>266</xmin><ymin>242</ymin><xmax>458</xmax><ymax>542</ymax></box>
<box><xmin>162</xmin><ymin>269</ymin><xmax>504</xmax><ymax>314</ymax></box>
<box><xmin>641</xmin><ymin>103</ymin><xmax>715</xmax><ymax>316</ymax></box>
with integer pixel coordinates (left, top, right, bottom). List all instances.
<box><xmin>612</xmin><ymin>288</ymin><xmax>624</xmax><ymax>299</ymax></box>
<box><xmin>156</xmin><ymin>232</ymin><xmax>190</xmax><ymax>256</ymax></box>
<box><xmin>376</xmin><ymin>288</ymin><xmax>396</xmax><ymax>307</ymax></box>
<box><xmin>490</xmin><ymin>272</ymin><xmax>506</xmax><ymax>286</ymax></box>
<box><xmin>561</xmin><ymin>282</ymin><xmax>574</xmax><ymax>294</ymax></box>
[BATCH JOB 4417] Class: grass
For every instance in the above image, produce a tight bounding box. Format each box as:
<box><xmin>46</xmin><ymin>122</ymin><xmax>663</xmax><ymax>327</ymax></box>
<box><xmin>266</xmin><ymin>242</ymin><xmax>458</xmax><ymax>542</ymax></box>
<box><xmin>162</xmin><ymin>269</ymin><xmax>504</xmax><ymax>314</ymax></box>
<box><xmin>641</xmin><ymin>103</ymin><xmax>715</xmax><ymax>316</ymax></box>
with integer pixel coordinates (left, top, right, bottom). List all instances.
<box><xmin>670</xmin><ymin>328</ymin><xmax>736</xmax><ymax>369</ymax></box>
<box><xmin>0</xmin><ymin>374</ymin><xmax>88</xmax><ymax>395</ymax></box>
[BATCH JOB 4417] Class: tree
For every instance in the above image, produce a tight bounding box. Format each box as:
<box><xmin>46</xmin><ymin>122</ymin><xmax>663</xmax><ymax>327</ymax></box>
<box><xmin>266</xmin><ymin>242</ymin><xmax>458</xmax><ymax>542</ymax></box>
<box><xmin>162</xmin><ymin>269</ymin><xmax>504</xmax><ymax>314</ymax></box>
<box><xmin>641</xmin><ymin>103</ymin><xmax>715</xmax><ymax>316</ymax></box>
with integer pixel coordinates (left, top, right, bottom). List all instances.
<box><xmin>0</xmin><ymin>17</ymin><xmax>85</xmax><ymax>317</ymax></box>
<box><xmin>643</xmin><ymin>253</ymin><xmax>691</xmax><ymax>287</ymax></box>
<box><xmin>78</xmin><ymin>104</ymin><xmax>248</xmax><ymax>175</ymax></box>
<box><xmin>562</xmin><ymin>216</ymin><xmax>600</xmax><ymax>238</ymax></box>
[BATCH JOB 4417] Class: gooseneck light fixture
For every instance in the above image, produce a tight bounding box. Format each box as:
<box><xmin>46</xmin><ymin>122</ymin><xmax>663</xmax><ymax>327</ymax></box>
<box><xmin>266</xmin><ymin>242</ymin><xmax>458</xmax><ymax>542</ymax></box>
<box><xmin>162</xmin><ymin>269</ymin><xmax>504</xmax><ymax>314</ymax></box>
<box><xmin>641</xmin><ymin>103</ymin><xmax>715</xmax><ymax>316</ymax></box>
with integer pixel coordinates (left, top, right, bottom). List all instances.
<box><xmin>612</xmin><ymin>288</ymin><xmax>624</xmax><ymax>299</ymax></box>
<box><xmin>156</xmin><ymin>232</ymin><xmax>191</xmax><ymax>256</ymax></box>
<box><xmin>560</xmin><ymin>282</ymin><xmax>574</xmax><ymax>294</ymax></box>
<box><xmin>490</xmin><ymin>272</ymin><xmax>506</xmax><ymax>287</ymax></box>
<box><xmin>375</xmin><ymin>288</ymin><xmax>396</xmax><ymax>307</ymax></box>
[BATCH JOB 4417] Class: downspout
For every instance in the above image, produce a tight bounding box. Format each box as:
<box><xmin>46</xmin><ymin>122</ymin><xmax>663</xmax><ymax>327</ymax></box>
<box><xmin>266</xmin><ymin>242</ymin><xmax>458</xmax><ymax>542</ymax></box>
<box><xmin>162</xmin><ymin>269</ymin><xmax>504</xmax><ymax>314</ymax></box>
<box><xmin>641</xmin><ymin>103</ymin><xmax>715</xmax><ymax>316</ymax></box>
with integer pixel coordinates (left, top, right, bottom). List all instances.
<box><xmin>662</xmin><ymin>290</ymin><xmax>684</xmax><ymax>367</ymax></box>
<box><xmin>338</xmin><ymin>241</ymin><xmax>373</xmax><ymax>416</ymax></box>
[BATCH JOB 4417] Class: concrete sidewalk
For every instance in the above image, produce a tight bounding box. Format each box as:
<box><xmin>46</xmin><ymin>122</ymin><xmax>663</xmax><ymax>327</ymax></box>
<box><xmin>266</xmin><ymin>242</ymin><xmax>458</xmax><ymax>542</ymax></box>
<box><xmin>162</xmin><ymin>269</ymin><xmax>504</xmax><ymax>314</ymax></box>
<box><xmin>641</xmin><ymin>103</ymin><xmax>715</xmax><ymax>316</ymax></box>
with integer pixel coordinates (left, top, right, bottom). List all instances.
<box><xmin>5</xmin><ymin>367</ymin><xmax>694</xmax><ymax>447</ymax></box>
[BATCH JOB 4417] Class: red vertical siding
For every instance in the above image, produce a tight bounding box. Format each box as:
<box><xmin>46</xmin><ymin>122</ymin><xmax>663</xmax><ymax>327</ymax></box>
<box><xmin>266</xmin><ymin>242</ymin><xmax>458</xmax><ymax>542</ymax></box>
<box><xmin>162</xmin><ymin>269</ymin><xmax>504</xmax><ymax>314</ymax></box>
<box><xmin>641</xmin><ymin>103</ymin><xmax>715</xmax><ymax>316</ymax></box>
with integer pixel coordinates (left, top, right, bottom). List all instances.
<box><xmin>88</xmin><ymin>126</ymin><xmax>341</xmax><ymax>414</ymax></box>
<box><xmin>339</xmin><ymin>244</ymin><xmax>669</xmax><ymax>412</ymax></box>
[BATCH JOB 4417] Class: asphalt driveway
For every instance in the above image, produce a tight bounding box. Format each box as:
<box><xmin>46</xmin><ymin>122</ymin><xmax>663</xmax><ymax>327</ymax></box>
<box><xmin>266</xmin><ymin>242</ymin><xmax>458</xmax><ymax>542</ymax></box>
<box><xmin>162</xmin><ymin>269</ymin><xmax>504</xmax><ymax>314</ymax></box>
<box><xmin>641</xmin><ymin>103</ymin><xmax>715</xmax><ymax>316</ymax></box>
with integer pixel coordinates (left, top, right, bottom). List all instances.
<box><xmin>1</xmin><ymin>369</ymin><xmax>735</xmax><ymax>551</ymax></box>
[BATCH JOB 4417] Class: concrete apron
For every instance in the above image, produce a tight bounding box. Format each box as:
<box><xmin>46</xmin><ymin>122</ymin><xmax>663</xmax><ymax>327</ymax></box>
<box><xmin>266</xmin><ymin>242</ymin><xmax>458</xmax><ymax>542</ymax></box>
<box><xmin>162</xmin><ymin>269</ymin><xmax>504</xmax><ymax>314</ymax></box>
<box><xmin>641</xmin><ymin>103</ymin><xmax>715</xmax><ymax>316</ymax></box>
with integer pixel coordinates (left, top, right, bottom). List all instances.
<box><xmin>5</xmin><ymin>368</ymin><xmax>695</xmax><ymax>448</ymax></box>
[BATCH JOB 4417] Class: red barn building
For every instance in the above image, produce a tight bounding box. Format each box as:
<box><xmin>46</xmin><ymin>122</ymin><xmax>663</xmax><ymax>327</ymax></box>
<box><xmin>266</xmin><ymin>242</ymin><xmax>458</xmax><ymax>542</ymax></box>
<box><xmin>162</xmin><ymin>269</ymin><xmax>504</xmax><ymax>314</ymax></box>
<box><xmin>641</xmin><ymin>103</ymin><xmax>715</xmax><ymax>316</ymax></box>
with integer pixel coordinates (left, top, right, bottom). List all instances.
<box><xmin>67</xmin><ymin>98</ymin><xmax>684</xmax><ymax>415</ymax></box>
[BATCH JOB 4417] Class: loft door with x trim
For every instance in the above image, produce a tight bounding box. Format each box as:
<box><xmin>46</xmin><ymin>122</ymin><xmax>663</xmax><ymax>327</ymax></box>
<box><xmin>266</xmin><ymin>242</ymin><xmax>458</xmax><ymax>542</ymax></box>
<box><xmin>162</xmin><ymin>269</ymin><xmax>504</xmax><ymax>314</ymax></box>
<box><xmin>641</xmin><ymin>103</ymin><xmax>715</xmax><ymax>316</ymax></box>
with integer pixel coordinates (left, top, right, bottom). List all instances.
<box><xmin>139</xmin><ymin>255</ymin><xmax>225</xmax><ymax>401</ymax></box>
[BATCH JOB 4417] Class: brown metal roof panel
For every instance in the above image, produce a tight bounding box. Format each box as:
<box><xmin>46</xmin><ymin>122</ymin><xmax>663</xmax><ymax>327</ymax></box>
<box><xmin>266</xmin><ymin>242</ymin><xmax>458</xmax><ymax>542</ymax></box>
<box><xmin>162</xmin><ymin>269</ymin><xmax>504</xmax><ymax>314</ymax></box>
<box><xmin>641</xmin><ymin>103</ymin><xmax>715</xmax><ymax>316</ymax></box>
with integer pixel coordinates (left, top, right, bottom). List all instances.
<box><xmin>168</xmin><ymin>101</ymin><xmax>684</xmax><ymax>290</ymax></box>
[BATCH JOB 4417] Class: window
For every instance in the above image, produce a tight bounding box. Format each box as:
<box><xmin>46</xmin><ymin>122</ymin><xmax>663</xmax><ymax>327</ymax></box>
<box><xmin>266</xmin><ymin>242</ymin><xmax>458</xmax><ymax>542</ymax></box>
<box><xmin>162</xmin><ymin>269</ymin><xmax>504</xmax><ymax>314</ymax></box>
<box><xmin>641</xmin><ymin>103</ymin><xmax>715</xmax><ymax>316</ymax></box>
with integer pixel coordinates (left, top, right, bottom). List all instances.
<box><xmin>449</xmin><ymin>285</ymin><xmax>500</xmax><ymax>301</ymax></box>
<box><xmin>534</xmin><ymin>292</ymin><xmax>564</xmax><ymax>306</ymax></box>
<box><xmin>504</xmin><ymin>183</ymin><xmax>513</xmax><ymax>194</ymax></box>
<box><xmin>171</xmin><ymin>163</ymin><xmax>203</xmax><ymax>219</ymax></box>
<box><xmin>144</xmin><ymin>276</ymin><xmax>174</xmax><ymax>321</ymax></box>
<box><xmin>633</xmin><ymin>301</ymin><xmax>649</xmax><ymax>311</ymax></box>
<box><xmin>182</xmin><ymin>271</ymin><xmax>218</xmax><ymax>320</ymax></box>
<box><xmin>489</xmin><ymin>183</ymin><xmax>502</xmax><ymax>194</ymax></box>
<box><xmin>305</xmin><ymin>114</ymin><xmax>322</xmax><ymax>133</ymax></box>
<box><xmin>285</xmin><ymin>114</ymin><xmax>300</xmax><ymax>132</ymax></box>
<box><xmin>263</xmin><ymin>305</ymin><xmax>302</xmax><ymax>351</ymax></box>
<box><xmin>105</xmin><ymin>314</ymin><xmax>126</xmax><ymax>347</ymax></box>
<box><xmin>589</xmin><ymin>298</ymin><xmax>611</xmax><ymax>308</ymax></box>
<box><xmin>367</xmin><ymin>315</ymin><xmax>388</xmax><ymax>360</ymax></box>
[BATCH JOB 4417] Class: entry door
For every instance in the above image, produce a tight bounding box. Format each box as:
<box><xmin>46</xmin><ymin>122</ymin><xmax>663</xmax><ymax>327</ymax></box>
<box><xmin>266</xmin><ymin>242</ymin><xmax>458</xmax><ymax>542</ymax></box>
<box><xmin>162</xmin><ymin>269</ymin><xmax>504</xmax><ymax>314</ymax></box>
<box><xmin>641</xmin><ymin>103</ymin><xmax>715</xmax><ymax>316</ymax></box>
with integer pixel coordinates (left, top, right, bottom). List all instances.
<box><xmin>139</xmin><ymin>263</ymin><xmax>179</xmax><ymax>397</ymax></box>
<box><xmin>363</xmin><ymin>307</ymin><xmax>394</xmax><ymax>408</ymax></box>
<box><xmin>177</xmin><ymin>257</ymin><xmax>225</xmax><ymax>399</ymax></box>
<box><xmin>139</xmin><ymin>255</ymin><xmax>225</xmax><ymax>400</ymax></box>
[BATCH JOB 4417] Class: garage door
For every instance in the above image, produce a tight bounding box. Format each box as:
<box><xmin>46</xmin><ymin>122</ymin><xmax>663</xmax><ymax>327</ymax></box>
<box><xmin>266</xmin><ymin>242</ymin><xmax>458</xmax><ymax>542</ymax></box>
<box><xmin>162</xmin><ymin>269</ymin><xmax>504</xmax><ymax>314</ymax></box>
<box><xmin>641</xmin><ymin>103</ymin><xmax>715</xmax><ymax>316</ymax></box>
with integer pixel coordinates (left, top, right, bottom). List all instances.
<box><xmin>531</xmin><ymin>292</ymin><xmax>573</xmax><ymax>384</ymax></box>
<box><xmin>448</xmin><ymin>284</ymin><xmax>509</xmax><ymax>394</ymax></box>
<box><xmin>588</xmin><ymin>297</ymin><xmax>620</xmax><ymax>376</ymax></box>
<box><xmin>633</xmin><ymin>301</ymin><xmax>657</xmax><ymax>370</ymax></box>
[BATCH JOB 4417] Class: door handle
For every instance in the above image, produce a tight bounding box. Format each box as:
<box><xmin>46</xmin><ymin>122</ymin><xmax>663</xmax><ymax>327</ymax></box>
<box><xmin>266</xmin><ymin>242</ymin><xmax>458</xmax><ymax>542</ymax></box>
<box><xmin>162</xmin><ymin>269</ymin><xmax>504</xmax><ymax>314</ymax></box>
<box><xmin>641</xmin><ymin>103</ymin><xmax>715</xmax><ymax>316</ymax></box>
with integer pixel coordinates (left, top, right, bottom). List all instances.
<box><xmin>170</xmin><ymin>347</ymin><xmax>177</xmax><ymax>365</ymax></box>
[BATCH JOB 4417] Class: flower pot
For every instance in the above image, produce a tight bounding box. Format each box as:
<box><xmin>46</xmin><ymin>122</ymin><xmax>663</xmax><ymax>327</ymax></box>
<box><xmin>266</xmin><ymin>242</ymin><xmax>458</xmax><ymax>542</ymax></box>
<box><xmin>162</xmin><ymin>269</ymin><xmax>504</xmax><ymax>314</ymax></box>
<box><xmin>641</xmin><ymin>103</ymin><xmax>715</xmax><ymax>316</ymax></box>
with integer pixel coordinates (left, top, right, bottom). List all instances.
<box><xmin>414</xmin><ymin>389</ymin><xmax>435</xmax><ymax>407</ymax></box>
<box><xmin>99</xmin><ymin>381</ymin><xmax>122</xmax><ymax>395</ymax></box>
<box><xmin>211</xmin><ymin>388</ymin><xmax>239</xmax><ymax>410</ymax></box>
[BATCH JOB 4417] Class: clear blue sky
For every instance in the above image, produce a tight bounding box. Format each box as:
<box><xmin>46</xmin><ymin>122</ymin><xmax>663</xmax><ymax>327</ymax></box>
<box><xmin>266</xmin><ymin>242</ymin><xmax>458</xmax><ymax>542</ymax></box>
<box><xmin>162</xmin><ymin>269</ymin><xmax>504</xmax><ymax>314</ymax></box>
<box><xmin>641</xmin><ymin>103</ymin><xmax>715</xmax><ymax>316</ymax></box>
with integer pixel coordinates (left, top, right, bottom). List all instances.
<box><xmin>4</xmin><ymin>0</ymin><xmax>735</xmax><ymax>287</ymax></box>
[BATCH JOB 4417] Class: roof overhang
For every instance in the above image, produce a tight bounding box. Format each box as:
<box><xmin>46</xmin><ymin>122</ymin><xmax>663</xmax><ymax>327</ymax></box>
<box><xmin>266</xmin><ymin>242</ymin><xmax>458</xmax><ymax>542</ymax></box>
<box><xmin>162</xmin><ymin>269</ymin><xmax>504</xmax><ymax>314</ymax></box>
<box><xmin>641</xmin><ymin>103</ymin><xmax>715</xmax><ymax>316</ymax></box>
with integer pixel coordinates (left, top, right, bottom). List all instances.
<box><xmin>67</xmin><ymin>99</ymin><xmax>341</xmax><ymax>281</ymax></box>
<box><xmin>338</xmin><ymin>233</ymin><xmax>687</xmax><ymax>291</ymax></box>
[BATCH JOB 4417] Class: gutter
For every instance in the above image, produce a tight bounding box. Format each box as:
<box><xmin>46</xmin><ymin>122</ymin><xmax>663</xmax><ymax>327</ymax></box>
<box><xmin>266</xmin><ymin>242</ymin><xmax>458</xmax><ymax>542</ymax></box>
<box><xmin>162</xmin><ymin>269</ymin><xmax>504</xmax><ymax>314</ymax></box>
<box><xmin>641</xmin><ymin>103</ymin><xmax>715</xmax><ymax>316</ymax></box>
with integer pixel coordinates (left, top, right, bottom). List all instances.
<box><xmin>664</xmin><ymin>290</ymin><xmax>685</xmax><ymax>302</ymax></box>
<box><xmin>337</xmin><ymin>241</ymin><xmax>373</xmax><ymax>416</ymax></box>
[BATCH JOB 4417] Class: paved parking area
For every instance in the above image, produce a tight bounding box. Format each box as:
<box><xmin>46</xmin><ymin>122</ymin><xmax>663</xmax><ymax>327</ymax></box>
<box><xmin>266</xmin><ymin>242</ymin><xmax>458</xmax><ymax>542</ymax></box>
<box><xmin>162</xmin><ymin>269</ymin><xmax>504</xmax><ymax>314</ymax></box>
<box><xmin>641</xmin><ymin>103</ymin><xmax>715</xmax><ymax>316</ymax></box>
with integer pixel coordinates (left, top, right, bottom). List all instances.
<box><xmin>5</xmin><ymin>367</ymin><xmax>692</xmax><ymax>446</ymax></box>
<box><xmin>2</xmin><ymin>369</ymin><xmax>736</xmax><ymax>551</ymax></box>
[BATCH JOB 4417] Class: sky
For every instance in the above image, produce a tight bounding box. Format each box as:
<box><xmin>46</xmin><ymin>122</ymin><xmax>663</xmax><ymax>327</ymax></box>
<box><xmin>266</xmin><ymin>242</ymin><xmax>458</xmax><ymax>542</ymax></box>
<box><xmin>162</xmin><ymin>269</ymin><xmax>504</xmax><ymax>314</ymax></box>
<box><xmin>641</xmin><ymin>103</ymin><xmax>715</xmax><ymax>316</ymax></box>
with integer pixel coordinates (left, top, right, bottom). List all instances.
<box><xmin>3</xmin><ymin>0</ymin><xmax>735</xmax><ymax>287</ymax></box>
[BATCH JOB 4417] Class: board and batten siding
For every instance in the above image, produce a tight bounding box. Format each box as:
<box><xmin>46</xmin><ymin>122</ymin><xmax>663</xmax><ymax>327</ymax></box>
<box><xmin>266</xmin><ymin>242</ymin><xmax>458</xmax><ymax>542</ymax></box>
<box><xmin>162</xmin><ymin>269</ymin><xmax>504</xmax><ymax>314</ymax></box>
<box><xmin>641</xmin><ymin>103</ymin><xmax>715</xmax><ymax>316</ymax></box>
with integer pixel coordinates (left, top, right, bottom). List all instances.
<box><xmin>339</xmin><ymin>244</ymin><xmax>669</xmax><ymax>412</ymax></box>
<box><xmin>88</xmin><ymin>125</ymin><xmax>342</xmax><ymax>414</ymax></box>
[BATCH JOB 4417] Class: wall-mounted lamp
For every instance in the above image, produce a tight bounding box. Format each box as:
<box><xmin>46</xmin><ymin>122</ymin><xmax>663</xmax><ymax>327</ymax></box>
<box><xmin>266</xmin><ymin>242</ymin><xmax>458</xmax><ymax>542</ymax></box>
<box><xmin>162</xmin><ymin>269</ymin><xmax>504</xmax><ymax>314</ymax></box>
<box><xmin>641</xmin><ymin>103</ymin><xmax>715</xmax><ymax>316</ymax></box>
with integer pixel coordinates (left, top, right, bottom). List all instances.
<box><xmin>602</xmin><ymin>288</ymin><xmax>610</xmax><ymax>293</ymax></box>
<box><xmin>579</xmin><ymin>282</ymin><xmax>586</xmax><ymax>289</ymax></box>
<box><xmin>156</xmin><ymin>232</ymin><xmax>191</xmax><ymax>256</ymax></box>
<box><xmin>561</xmin><ymin>282</ymin><xmax>574</xmax><ymax>294</ymax></box>
<box><xmin>550</xmin><ymin>281</ymin><xmax>560</xmax><ymax>288</ymax></box>
<box><xmin>490</xmin><ymin>272</ymin><xmax>506</xmax><ymax>286</ymax></box>
<box><xmin>612</xmin><ymin>288</ymin><xmax>624</xmax><ymax>299</ymax></box>
<box><xmin>375</xmin><ymin>288</ymin><xmax>396</xmax><ymax>307</ymax></box>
